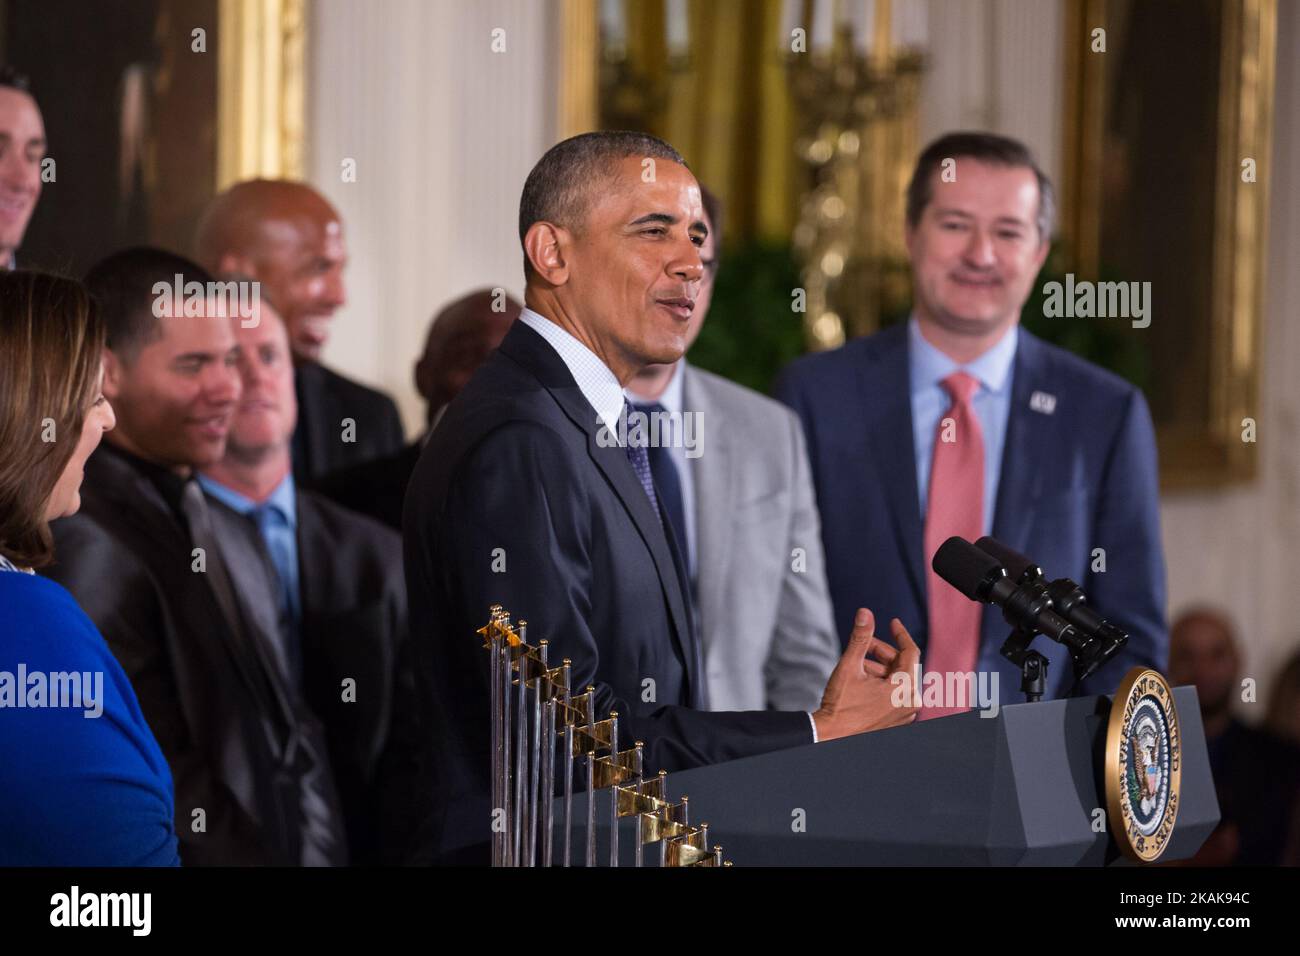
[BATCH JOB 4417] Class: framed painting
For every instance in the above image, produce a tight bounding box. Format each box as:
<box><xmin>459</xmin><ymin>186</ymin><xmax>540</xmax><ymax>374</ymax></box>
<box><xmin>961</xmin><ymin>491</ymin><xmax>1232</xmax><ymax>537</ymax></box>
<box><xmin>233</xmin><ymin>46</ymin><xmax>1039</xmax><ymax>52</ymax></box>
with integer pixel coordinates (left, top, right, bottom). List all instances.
<box><xmin>1060</xmin><ymin>0</ymin><xmax>1276</xmax><ymax>489</ymax></box>
<box><xmin>0</xmin><ymin>0</ymin><xmax>304</xmax><ymax>275</ymax></box>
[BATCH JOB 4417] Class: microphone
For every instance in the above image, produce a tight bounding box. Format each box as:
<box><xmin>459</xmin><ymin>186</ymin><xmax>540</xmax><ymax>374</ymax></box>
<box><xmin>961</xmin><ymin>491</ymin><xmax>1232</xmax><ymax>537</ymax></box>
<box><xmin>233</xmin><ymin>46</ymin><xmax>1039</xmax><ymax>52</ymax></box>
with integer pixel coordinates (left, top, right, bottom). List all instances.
<box><xmin>972</xmin><ymin>536</ymin><xmax>1043</xmax><ymax>587</ymax></box>
<box><xmin>931</xmin><ymin>537</ymin><xmax>1085</xmax><ymax>650</ymax></box>
<box><xmin>974</xmin><ymin>536</ymin><xmax>1130</xmax><ymax>651</ymax></box>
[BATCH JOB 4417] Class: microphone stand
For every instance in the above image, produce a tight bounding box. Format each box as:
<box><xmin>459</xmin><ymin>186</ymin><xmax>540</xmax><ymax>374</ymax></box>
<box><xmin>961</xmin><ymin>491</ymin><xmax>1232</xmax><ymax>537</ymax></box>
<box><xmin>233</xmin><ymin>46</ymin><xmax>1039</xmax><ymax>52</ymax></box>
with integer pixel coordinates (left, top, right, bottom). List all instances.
<box><xmin>999</xmin><ymin>626</ymin><xmax>1049</xmax><ymax>703</ymax></box>
<box><xmin>999</xmin><ymin>606</ymin><xmax>1128</xmax><ymax>703</ymax></box>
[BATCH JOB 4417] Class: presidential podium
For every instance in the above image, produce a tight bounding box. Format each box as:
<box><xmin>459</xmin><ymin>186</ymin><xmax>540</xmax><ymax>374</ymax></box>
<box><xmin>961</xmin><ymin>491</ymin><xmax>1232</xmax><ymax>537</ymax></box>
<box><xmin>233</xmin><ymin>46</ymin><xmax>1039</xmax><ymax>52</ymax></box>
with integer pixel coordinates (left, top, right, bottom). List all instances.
<box><xmin>566</xmin><ymin>687</ymin><xmax>1219</xmax><ymax>866</ymax></box>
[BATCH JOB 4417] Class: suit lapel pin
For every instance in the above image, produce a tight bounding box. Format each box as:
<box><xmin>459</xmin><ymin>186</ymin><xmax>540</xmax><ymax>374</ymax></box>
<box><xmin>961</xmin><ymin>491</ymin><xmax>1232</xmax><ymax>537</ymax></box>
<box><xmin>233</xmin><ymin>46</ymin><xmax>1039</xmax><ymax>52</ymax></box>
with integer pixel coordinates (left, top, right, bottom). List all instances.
<box><xmin>1029</xmin><ymin>391</ymin><xmax>1057</xmax><ymax>415</ymax></box>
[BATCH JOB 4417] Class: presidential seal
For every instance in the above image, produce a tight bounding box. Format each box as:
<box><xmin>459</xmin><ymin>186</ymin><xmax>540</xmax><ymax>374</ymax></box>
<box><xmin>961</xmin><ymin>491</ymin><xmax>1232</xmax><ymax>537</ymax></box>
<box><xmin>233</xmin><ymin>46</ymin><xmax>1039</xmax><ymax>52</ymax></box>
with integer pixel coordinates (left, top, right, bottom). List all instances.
<box><xmin>1105</xmin><ymin>668</ymin><xmax>1181</xmax><ymax>862</ymax></box>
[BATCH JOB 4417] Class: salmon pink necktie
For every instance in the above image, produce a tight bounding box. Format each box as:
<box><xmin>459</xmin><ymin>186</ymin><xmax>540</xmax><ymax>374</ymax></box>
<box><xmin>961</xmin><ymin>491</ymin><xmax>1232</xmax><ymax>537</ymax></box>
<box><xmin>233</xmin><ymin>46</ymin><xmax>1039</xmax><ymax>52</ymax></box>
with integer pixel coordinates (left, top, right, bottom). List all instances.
<box><xmin>920</xmin><ymin>371</ymin><xmax>984</xmax><ymax>720</ymax></box>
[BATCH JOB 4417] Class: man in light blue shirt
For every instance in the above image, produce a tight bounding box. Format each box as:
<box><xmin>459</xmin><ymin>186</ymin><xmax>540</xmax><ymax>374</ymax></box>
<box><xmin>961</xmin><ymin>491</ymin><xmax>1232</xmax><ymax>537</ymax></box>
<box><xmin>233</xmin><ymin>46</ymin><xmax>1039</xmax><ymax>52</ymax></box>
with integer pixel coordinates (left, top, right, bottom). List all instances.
<box><xmin>777</xmin><ymin>131</ymin><xmax>1167</xmax><ymax>712</ymax></box>
<box><xmin>199</xmin><ymin>467</ymin><xmax>301</xmax><ymax>669</ymax></box>
<box><xmin>908</xmin><ymin>314</ymin><xmax>1017</xmax><ymax>535</ymax></box>
<box><xmin>199</xmin><ymin>297</ymin><xmax>305</xmax><ymax>684</ymax></box>
<box><xmin>199</xmin><ymin>292</ymin><xmax>415</xmax><ymax>864</ymax></box>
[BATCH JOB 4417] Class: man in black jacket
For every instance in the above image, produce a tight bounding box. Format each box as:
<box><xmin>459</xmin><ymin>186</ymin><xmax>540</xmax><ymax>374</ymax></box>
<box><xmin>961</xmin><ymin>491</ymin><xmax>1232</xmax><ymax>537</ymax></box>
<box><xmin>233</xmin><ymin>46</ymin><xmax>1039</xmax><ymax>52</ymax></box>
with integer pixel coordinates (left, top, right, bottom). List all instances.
<box><xmin>48</xmin><ymin>247</ymin><xmax>344</xmax><ymax>865</ymax></box>
<box><xmin>198</xmin><ymin>295</ymin><xmax>415</xmax><ymax>864</ymax></box>
<box><xmin>195</xmin><ymin>179</ymin><xmax>405</xmax><ymax>482</ymax></box>
<box><xmin>402</xmin><ymin>132</ymin><xmax>919</xmax><ymax>864</ymax></box>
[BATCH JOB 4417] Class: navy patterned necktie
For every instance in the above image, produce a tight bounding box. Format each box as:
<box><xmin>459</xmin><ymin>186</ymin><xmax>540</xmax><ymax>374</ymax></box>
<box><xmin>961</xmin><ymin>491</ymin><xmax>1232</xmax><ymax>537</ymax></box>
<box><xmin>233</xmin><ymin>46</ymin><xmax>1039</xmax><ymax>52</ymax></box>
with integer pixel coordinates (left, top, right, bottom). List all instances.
<box><xmin>623</xmin><ymin>401</ymin><xmax>662</xmax><ymax>523</ymax></box>
<box><xmin>631</xmin><ymin>401</ymin><xmax>690</xmax><ymax>578</ymax></box>
<box><xmin>622</xmin><ymin>401</ymin><xmax>706</xmax><ymax>709</ymax></box>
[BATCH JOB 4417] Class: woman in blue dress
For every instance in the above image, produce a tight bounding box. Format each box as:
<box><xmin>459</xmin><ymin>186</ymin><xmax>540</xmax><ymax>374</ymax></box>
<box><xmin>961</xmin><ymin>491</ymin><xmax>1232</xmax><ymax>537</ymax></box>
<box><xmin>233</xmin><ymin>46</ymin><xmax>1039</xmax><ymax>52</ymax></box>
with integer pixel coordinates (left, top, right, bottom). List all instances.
<box><xmin>0</xmin><ymin>270</ymin><xmax>180</xmax><ymax>866</ymax></box>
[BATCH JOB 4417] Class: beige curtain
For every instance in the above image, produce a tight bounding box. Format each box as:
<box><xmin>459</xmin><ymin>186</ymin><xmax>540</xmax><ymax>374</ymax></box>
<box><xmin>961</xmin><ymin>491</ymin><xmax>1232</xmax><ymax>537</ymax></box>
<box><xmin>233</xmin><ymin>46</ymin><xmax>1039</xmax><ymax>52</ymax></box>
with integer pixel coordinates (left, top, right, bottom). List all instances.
<box><xmin>611</xmin><ymin>0</ymin><xmax>800</xmax><ymax>244</ymax></box>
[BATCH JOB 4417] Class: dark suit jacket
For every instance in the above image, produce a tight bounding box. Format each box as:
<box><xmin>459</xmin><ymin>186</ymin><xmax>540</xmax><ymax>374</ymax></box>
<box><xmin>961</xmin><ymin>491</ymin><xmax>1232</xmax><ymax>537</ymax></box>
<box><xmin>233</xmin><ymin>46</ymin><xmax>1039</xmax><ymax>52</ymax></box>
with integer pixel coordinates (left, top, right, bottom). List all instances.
<box><xmin>202</xmin><ymin>485</ymin><xmax>417</xmax><ymax>865</ymax></box>
<box><xmin>774</xmin><ymin>323</ymin><xmax>1168</xmax><ymax>702</ymax></box>
<box><xmin>293</xmin><ymin>361</ymin><xmax>406</xmax><ymax>483</ymax></box>
<box><xmin>295</xmin><ymin>490</ymin><xmax>413</xmax><ymax>863</ymax></box>
<box><xmin>311</xmin><ymin>440</ymin><xmax>422</xmax><ymax>531</ymax></box>
<box><xmin>401</xmin><ymin>320</ymin><xmax>813</xmax><ymax>863</ymax></box>
<box><xmin>46</xmin><ymin>445</ymin><xmax>338</xmax><ymax>865</ymax></box>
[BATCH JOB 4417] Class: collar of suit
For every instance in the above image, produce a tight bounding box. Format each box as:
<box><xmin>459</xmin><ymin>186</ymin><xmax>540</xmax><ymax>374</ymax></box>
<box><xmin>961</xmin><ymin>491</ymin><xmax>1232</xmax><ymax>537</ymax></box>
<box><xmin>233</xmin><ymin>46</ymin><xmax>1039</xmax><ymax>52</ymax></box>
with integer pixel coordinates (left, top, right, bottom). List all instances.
<box><xmin>518</xmin><ymin>307</ymin><xmax>625</xmax><ymax>435</ymax></box>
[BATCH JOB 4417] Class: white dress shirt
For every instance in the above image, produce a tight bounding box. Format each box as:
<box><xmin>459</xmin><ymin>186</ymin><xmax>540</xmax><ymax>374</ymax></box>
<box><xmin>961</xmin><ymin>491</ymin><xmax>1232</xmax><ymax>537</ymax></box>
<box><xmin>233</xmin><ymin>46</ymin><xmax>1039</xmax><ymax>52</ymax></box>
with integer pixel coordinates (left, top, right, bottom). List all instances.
<box><xmin>519</xmin><ymin>308</ymin><xmax>624</xmax><ymax>435</ymax></box>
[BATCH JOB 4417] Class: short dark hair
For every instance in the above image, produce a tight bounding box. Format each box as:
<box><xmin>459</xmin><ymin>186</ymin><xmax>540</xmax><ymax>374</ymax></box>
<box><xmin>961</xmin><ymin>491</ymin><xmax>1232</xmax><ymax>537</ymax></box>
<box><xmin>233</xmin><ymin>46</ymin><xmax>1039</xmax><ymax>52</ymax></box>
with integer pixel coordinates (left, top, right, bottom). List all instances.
<box><xmin>0</xmin><ymin>65</ymin><xmax>31</xmax><ymax>93</ymax></box>
<box><xmin>905</xmin><ymin>131</ymin><xmax>1055</xmax><ymax>242</ymax></box>
<box><xmin>83</xmin><ymin>247</ymin><xmax>214</xmax><ymax>362</ymax></box>
<box><xmin>518</xmin><ymin>131</ymin><xmax>689</xmax><ymax>277</ymax></box>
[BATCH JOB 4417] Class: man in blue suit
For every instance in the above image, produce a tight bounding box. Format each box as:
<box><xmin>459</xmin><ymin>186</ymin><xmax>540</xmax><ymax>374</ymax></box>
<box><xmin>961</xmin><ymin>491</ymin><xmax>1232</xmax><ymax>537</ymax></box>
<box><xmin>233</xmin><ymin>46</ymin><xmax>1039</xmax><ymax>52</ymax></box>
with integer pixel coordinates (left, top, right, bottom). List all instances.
<box><xmin>775</xmin><ymin>131</ymin><xmax>1167</xmax><ymax>715</ymax></box>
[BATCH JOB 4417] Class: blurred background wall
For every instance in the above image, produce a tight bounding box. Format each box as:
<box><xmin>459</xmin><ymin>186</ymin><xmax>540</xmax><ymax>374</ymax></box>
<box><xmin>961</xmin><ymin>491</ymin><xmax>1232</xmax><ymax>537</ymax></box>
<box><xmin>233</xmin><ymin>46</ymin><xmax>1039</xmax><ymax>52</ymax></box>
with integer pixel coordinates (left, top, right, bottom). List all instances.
<box><xmin>306</xmin><ymin>0</ymin><xmax>556</xmax><ymax>435</ymax></box>
<box><xmin>1166</xmin><ymin>0</ymin><xmax>1299</xmax><ymax>697</ymax></box>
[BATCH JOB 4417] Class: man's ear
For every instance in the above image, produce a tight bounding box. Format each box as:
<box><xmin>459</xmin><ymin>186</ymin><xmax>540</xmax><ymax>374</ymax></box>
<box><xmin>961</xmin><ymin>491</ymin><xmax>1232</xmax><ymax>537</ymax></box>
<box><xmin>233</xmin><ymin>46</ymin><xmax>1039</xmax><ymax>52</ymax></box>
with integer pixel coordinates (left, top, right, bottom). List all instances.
<box><xmin>1032</xmin><ymin>234</ymin><xmax>1051</xmax><ymax>272</ymax></box>
<box><xmin>413</xmin><ymin>353</ymin><xmax>432</xmax><ymax>400</ymax></box>
<box><xmin>101</xmin><ymin>347</ymin><xmax>124</xmax><ymax>400</ymax></box>
<box><xmin>523</xmin><ymin>221</ymin><xmax>570</xmax><ymax>286</ymax></box>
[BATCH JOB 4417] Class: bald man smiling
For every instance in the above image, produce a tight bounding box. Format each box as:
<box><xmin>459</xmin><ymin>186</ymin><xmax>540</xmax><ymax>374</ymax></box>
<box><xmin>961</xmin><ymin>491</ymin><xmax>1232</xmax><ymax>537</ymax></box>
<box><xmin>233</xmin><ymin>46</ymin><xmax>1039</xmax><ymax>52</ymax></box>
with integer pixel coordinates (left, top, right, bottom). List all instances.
<box><xmin>196</xmin><ymin>180</ymin><xmax>405</xmax><ymax>482</ymax></box>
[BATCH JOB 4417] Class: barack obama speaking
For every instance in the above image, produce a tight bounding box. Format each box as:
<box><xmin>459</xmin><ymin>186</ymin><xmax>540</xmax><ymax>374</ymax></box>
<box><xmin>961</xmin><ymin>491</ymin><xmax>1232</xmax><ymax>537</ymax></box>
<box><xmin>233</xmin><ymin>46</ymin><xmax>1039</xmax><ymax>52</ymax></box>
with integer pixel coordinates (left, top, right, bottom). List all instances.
<box><xmin>401</xmin><ymin>132</ymin><xmax>920</xmax><ymax>864</ymax></box>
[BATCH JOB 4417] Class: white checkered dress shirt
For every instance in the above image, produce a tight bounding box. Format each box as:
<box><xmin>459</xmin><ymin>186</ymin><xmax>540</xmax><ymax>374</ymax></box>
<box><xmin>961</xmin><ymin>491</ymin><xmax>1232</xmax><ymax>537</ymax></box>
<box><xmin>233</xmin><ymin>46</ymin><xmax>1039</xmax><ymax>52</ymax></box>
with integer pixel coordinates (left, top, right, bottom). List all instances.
<box><xmin>519</xmin><ymin>308</ymin><xmax>625</xmax><ymax>437</ymax></box>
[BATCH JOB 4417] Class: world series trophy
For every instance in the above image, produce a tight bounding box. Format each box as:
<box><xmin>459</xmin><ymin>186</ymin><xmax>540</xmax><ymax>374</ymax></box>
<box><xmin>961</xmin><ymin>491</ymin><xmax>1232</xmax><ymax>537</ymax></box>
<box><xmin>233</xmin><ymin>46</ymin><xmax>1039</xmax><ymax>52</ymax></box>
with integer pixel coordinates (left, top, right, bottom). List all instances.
<box><xmin>479</xmin><ymin>605</ymin><xmax>728</xmax><ymax>867</ymax></box>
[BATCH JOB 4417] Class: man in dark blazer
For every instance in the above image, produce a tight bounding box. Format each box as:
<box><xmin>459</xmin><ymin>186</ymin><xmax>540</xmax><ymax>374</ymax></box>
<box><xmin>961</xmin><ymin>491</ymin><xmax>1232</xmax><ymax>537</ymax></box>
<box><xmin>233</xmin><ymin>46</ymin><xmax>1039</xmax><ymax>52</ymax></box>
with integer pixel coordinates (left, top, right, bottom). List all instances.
<box><xmin>49</xmin><ymin>247</ymin><xmax>344</xmax><ymax>865</ymax></box>
<box><xmin>314</xmin><ymin>288</ymin><xmax>520</xmax><ymax>529</ymax></box>
<box><xmin>403</xmin><ymin>131</ymin><xmax>920</xmax><ymax>864</ymax></box>
<box><xmin>195</xmin><ymin>179</ymin><xmax>405</xmax><ymax>482</ymax></box>
<box><xmin>199</xmin><ymin>295</ymin><xmax>414</xmax><ymax>864</ymax></box>
<box><xmin>775</xmin><ymin>132</ymin><xmax>1167</xmax><ymax>713</ymax></box>
<box><xmin>291</xmin><ymin>360</ymin><xmax>405</xmax><ymax>482</ymax></box>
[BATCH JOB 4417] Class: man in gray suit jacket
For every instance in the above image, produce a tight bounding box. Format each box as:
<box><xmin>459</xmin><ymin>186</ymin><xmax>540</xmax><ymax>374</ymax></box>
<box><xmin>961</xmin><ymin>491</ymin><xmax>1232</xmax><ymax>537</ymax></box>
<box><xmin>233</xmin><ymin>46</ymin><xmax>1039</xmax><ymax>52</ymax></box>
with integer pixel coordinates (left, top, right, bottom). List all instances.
<box><xmin>626</xmin><ymin>187</ymin><xmax>839</xmax><ymax>712</ymax></box>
